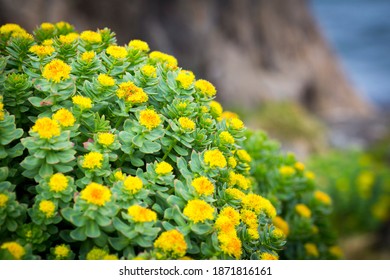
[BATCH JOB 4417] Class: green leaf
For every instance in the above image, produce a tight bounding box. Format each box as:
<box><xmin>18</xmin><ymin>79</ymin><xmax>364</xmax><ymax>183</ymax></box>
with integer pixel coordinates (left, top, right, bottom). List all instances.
<box><xmin>85</xmin><ymin>220</ymin><xmax>101</xmax><ymax>238</ymax></box>
<box><xmin>173</xmin><ymin>145</ymin><xmax>188</xmax><ymax>156</ymax></box>
<box><xmin>95</xmin><ymin>214</ymin><xmax>112</xmax><ymax>227</ymax></box>
<box><xmin>0</xmin><ymin>167</ymin><xmax>8</xmax><ymax>181</ymax></box>
<box><xmin>130</xmin><ymin>156</ymin><xmax>144</xmax><ymax>167</ymax></box>
<box><xmin>191</xmin><ymin>223</ymin><xmax>212</xmax><ymax>235</ymax></box>
<box><xmin>119</xmin><ymin>131</ymin><xmax>132</xmax><ymax>143</ymax></box>
<box><xmin>39</xmin><ymin>163</ymin><xmax>53</xmax><ymax>178</ymax></box>
<box><xmin>54</xmin><ymin>164</ymin><xmax>74</xmax><ymax>173</ymax></box>
<box><xmin>140</xmin><ymin>140</ymin><xmax>161</xmax><ymax>154</ymax></box>
<box><xmin>46</xmin><ymin>152</ymin><xmax>60</xmax><ymax>164</ymax></box>
<box><xmin>21</xmin><ymin>156</ymin><xmax>42</xmax><ymax>170</ymax></box>
<box><xmin>70</xmin><ymin>226</ymin><xmax>87</xmax><ymax>241</ymax></box>
<box><xmin>109</xmin><ymin>236</ymin><xmax>130</xmax><ymax>251</ymax></box>
<box><xmin>132</xmin><ymin>134</ymin><xmax>144</xmax><ymax>147</ymax></box>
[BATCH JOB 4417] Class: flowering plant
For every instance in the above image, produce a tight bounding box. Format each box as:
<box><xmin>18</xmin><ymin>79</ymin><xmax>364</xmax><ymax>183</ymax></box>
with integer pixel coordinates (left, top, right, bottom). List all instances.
<box><xmin>0</xmin><ymin>22</ymin><xmax>337</xmax><ymax>260</ymax></box>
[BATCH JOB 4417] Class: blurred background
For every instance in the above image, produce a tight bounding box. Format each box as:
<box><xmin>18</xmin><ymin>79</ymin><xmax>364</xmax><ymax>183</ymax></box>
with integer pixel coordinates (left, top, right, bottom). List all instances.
<box><xmin>1</xmin><ymin>0</ymin><xmax>389</xmax><ymax>259</ymax></box>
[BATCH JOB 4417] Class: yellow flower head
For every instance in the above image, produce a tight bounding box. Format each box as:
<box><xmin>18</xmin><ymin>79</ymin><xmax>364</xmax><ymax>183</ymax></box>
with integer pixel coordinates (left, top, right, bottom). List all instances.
<box><xmin>139</xmin><ymin>109</ymin><xmax>161</xmax><ymax>130</ymax></box>
<box><xmin>55</xmin><ymin>21</ymin><xmax>72</xmax><ymax>30</ymax></box>
<box><xmin>53</xmin><ymin>108</ymin><xmax>76</xmax><ymax>127</ymax></box>
<box><xmin>183</xmin><ymin>199</ymin><xmax>214</xmax><ymax>223</ymax></box>
<box><xmin>129</xmin><ymin>39</ymin><xmax>150</xmax><ymax>52</ymax></box>
<box><xmin>154</xmin><ymin>229</ymin><xmax>187</xmax><ymax>258</ymax></box>
<box><xmin>116</xmin><ymin>81</ymin><xmax>148</xmax><ymax>104</ymax></box>
<box><xmin>41</xmin><ymin>22</ymin><xmax>55</xmax><ymax>30</ymax></box>
<box><xmin>219</xmin><ymin>131</ymin><xmax>235</xmax><ymax>145</ymax></box>
<box><xmin>272</xmin><ymin>228</ymin><xmax>285</xmax><ymax>239</ymax></box>
<box><xmin>215</xmin><ymin>215</ymin><xmax>236</xmax><ymax>235</ymax></box>
<box><xmin>240</xmin><ymin>209</ymin><xmax>258</xmax><ymax>228</ymax></box>
<box><xmin>305</xmin><ymin>171</ymin><xmax>316</xmax><ymax>180</ymax></box>
<box><xmin>31</xmin><ymin>117</ymin><xmax>61</xmax><ymax>139</ymax></box>
<box><xmin>39</xmin><ymin>200</ymin><xmax>56</xmax><ymax>218</ymax></box>
<box><xmin>81</xmin><ymin>51</ymin><xmax>96</xmax><ymax>62</ymax></box>
<box><xmin>48</xmin><ymin>173</ymin><xmax>69</xmax><ymax>192</ymax></box>
<box><xmin>191</xmin><ymin>176</ymin><xmax>214</xmax><ymax>196</ymax></box>
<box><xmin>1</xmin><ymin>242</ymin><xmax>25</xmax><ymax>260</ymax></box>
<box><xmin>204</xmin><ymin>149</ymin><xmax>227</xmax><ymax>169</ymax></box>
<box><xmin>80</xmin><ymin>182</ymin><xmax>111</xmax><ymax>206</ymax></box>
<box><xmin>106</xmin><ymin>45</ymin><xmax>128</xmax><ymax>59</ymax></box>
<box><xmin>209</xmin><ymin>101</ymin><xmax>223</xmax><ymax>117</ymax></box>
<box><xmin>128</xmin><ymin>205</ymin><xmax>157</xmax><ymax>223</ymax></box>
<box><xmin>178</xmin><ymin>117</ymin><xmax>195</xmax><ymax>131</ymax></box>
<box><xmin>259</xmin><ymin>252</ymin><xmax>279</xmax><ymax>260</ymax></box>
<box><xmin>123</xmin><ymin>176</ymin><xmax>143</xmax><ymax>195</ymax></box>
<box><xmin>141</xmin><ymin>64</ymin><xmax>157</xmax><ymax>78</ymax></box>
<box><xmin>72</xmin><ymin>95</ymin><xmax>92</xmax><ymax>109</ymax></box>
<box><xmin>242</xmin><ymin>194</ymin><xmax>277</xmax><ymax>217</ymax></box>
<box><xmin>314</xmin><ymin>190</ymin><xmax>332</xmax><ymax>205</ymax></box>
<box><xmin>42</xmin><ymin>59</ymin><xmax>71</xmax><ymax>83</ymax></box>
<box><xmin>59</xmin><ymin>33</ymin><xmax>79</xmax><ymax>44</ymax></box>
<box><xmin>0</xmin><ymin>193</ymin><xmax>9</xmax><ymax>207</ymax></box>
<box><xmin>195</xmin><ymin>79</ymin><xmax>217</xmax><ymax>97</ymax></box>
<box><xmin>155</xmin><ymin>161</ymin><xmax>173</xmax><ymax>175</ymax></box>
<box><xmin>176</xmin><ymin>70</ymin><xmax>195</xmax><ymax>89</ymax></box>
<box><xmin>225</xmin><ymin>188</ymin><xmax>245</xmax><ymax>200</ymax></box>
<box><xmin>114</xmin><ymin>170</ymin><xmax>125</xmax><ymax>181</ymax></box>
<box><xmin>229</xmin><ymin>172</ymin><xmax>250</xmax><ymax>190</ymax></box>
<box><xmin>82</xmin><ymin>151</ymin><xmax>104</xmax><ymax>169</ymax></box>
<box><xmin>228</xmin><ymin>118</ymin><xmax>244</xmax><ymax>130</ymax></box>
<box><xmin>0</xmin><ymin>23</ymin><xmax>25</xmax><ymax>35</ymax></box>
<box><xmin>0</xmin><ymin>102</ymin><xmax>4</xmax><ymax>121</ymax></box>
<box><xmin>236</xmin><ymin>149</ymin><xmax>251</xmax><ymax>163</ymax></box>
<box><xmin>294</xmin><ymin>161</ymin><xmax>305</xmax><ymax>171</ymax></box>
<box><xmin>149</xmin><ymin>51</ymin><xmax>178</xmax><ymax>68</ymax></box>
<box><xmin>218</xmin><ymin>233</ymin><xmax>242</xmax><ymax>259</ymax></box>
<box><xmin>80</xmin><ymin>30</ymin><xmax>102</xmax><ymax>44</ymax></box>
<box><xmin>304</xmin><ymin>243</ymin><xmax>319</xmax><ymax>258</ymax></box>
<box><xmin>29</xmin><ymin>45</ymin><xmax>55</xmax><ymax>57</ymax></box>
<box><xmin>86</xmin><ymin>247</ymin><xmax>108</xmax><ymax>260</ymax></box>
<box><xmin>54</xmin><ymin>244</ymin><xmax>70</xmax><ymax>259</ymax></box>
<box><xmin>103</xmin><ymin>254</ymin><xmax>118</xmax><ymax>260</ymax></box>
<box><xmin>228</xmin><ymin>157</ymin><xmax>237</xmax><ymax>168</ymax></box>
<box><xmin>295</xmin><ymin>203</ymin><xmax>311</xmax><ymax>218</ymax></box>
<box><xmin>329</xmin><ymin>246</ymin><xmax>343</xmax><ymax>259</ymax></box>
<box><xmin>42</xmin><ymin>39</ymin><xmax>54</xmax><ymax>46</ymax></box>
<box><xmin>273</xmin><ymin>216</ymin><xmax>289</xmax><ymax>236</ymax></box>
<box><xmin>279</xmin><ymin>166</ymin><xmax>295</xmax><ymax>177</ymax></box>
<box><xmin>97</xmin><ymin>74</ymin><xmax>115</xmax><ymax>87</ymax></box>
<box><xmin>97</xmin><ymin>132</ymin><xmax>115</xmax><ymax>146</ymax></box>
<box><xmin>220</xmin><ymin>206</ymin><xmax>240</xmax><ymax>226</ymax></box>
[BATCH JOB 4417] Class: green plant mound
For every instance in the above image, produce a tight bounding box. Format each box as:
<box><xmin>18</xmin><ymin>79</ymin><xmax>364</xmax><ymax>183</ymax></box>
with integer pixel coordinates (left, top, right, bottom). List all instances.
<box><xmin>0</xmin><ymin>22</ymin><xmax>338</xmax><ymax>260</ymax></box>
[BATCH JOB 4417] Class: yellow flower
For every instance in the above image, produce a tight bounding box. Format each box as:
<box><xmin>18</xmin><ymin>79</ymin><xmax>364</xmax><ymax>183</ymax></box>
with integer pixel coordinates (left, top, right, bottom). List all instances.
<box><xmin>204</xmin><ymin>149</ymin><xmax>227</xmax><ymax>169</ymax></box>
<box><xmin>154</xmin><ymin>229</ymin><xmax>187</xmax><ymax>258</ymax></box>
<box><xmin>42</xmin><ymin>39</ymin><xmax>54</xmax><ymax>46</ymax></box>
<box><xmin>97</xmin><ymin>132</ymin><xmax>115</xmax><ymax>146</ymax></box>
<box><xmin>48</xmin><ymin>173</ymin><xmax>69</xmax><ymax>192</ymax></box>
<box><xmin>220</xmin><ymin>206</ymin><xmax>240</xmax><ymax>226</ymax></box>
<box><xmin>149</xmin><ymin>51</ymin><xmax>178</xmax><ymax>68</ymax></box>
<box><xmin>279</xmin><ymin>166</ymin><xmax>295</xmax><ymax>177</ymax></box>
<box><xmin>53</xmin><ymin>108</ymin><xmax>76</xmax><ymax>127</ymax></box>
<box><xmin>240</xmin><ymin>209</ymin><xmax>259</xmax><ymax>239</ymax></box>
<box><xmin>295</xmin><ymin>203</ymin><xmax>311</xmax><ymax>218</ymax></box>
<box><xmin>1</xmin><ymin>242</ymin><xmax>25</xmax><ymax>260</ymax></box>
<box><xmin>116</xmin><ymin>81</ymin><xmax>148</xmax><ymax>104</ymax></box>
<box><xmin>80</xmin><ymin>30</ymin><xmax>102</xmax><ymax>44</ymax></box>
<box><xmin>183</xmin><ymin>199</ymin><xmax>214</xmax><ymax>223</ymax></box>
<box><xmin>242</xmin><ymin>194</ymin><xmax>276</xmax><ymax>217</ymax></box>
<box><xmin>106</xmin><ymin>45</ymin><xmax>128</xmax><ymax>59</ymax></box>
<box><xmin>195</xmin><ymin>79</ymin><xmax>217</xmax><ymax>97</ymax></box>
<box><xmin>141</xmin><ymin>65</ymin><xmax>157</xmax><ymax>78</ymax></box>
<box><xmin>42</xmin><ymin>59</ymin><xmax>71</xmax><ymax>83</ymax></box>
<box><xmin>219</xmin><ymin>131</ymin><xmax>235</xmax><ymax>145</ymax></box>
<box><xmin>31</xmin><ymin>117</ymin><xmax>61</xmax><ymax>139</ymax></box>
<box><xmin>0</xmin><ymin>102</ymin><xmax>4</xmax><ymax>121</ymax></box>
<box><xmin>139</xmin><ymin>109</ymin><xmax>161</xmax><ymax>130</ymax></box>
<box><xmin>357</xmin><ymin>171</ymin><xmax>375</xmax><ymax>199</ymax></box>
<box><xmin>72</xmin><ymin>95</ymin><xmax>92</xmax><ymax>109</ymax></box>
<box><xmin>294</xmin><ymin>161</ymin><xmax>305</xmax><ymax>171</ymax></box>
<box><xmin>103</xmin><ymin>254</ymin><xmax>118</xmax><ymax>260</ymax></box>
<box><xmin>304</xmin><ymin>243</ymin><xmax>319</xmax><ymax>258</ymax></box>
<box><xmin>82</xmin><ymin>151</ymin><xmax>104</xmax><ymax>169</ymax></box>
<box><xmin>305</xmin><ymin>171</ymin><xmax>316</xmax><ymax>180</ymax></box>
<box><xmin>209</xmin><ymin>101</ymin><xmax>223</xmax><ymax>117</ymax></box>
<box><xmin>41</xmin><ymin>22</ymin><xmax>55</xmax><ymax>30</ymax></box>
<box><xmin>225</xmin><ymin>188</ymin><xmax>245</xmax><ymax>200</ymax></box>
<box><xmin>228</xmin><ymin>157</ymin><xmax>237</xmax><ymax>168</ymax></box>
<box><xmin>81</xmin><ymin>51</ymin><xmax>96</xmax><ymax>62</ymax></box>
<box><xmin>218</xmin><ymin>233</ymin><xmax>242</xmax><ymax>259</ymax></box>
<box><xmin>123</xmin><ymin>175</ymin><xmax>143</xmax><ymax>194</ymax></box>
<box><xmin>329</xmin><ymin>246</ymin><xmax>343</xmax><ymax>259</ymax></box>
<box><xmin>97</xmin><ymin>74</ymin><xmax>115</xmax><ymax>87</ymax></box>
<box><xmin>176</xmin><ymin>70</ymin><xmax>195</xmax><ymax>89</ymax></box>
<box><xmin>228</xmin><ymin>118</ymin><xmax>244</xmax><ymax>130</ymax></box>
<box><xmin>29</xmin><ymin>45</ymin><xmax>55</xmax><ymax>57</ymax></box>
<box><xmin>273</xmin><ymin>216</ymin><xmax>289</xmax><ymax>236</ymax></box>
<box><xmin>314</xmin><ymin>190</ymin><xmax>332</xmax><ymax>205</ymax></box>
<box><xmin>0</xmin><ymin>193</ymin><xmax>9</xmax><ymax>207</ymax></box>
<box><xmin>129</xmin><ymin>39</ymin><xmax>150</xmax><ymax>52</ymax></box>
<box><xmin>114</xmin><ymin>170</ymin><xmax>125</xmax><ymax>181</ymax></box>
<box><xmin>228</xmin><ymin>172</ymin><xmax>250</xmax><ymax>190</ymax></box>
<box><xmin>86</xmin><ymin>247</ymin><xmax>108</xmax><ymax>260</ymax></box>
<box><xmin>236</xmin><ymin>150</ymin><xmax>251</xmax><ymax>163</ymax></box>
<box><xmin>178</xmin><ymin>117</ymin><xmax>195</xmax><ymax>131</ymax></box>
<box><xmin>155</xmin><ymin>161</ymin><xmax>173</xmax><ymax>175</ymax></box>
<box><xmin>128</xmin><ymin>205</ymin><xmax>157</xmax><ymax>223</ymax></box>
<box><xmin>272</xmin><ymin>228</ymin><xmax>285</xmax><ymax>239</ymax></box>
<box><xmin>55</xmin><ymin>21</ymin><xmax>72</xmax><ymax>30</ymax></box>
<box><xmin>191</xmin><ymin>176</ymin><xmax>214</xmax><ymax>196</ymax></box>
<box><xmin>215</xmin><ymin>215</ymin><xmax>236</xmax><ymax>235</ymax></box>
<box><xmin>259</xmin><ymin>252</ymin><xmax>279</xmax><ymax>260</ymax></box>
<box><xmin>54</xmin><ymin>244</ymin><xmax>70</xmax><ymax>259</ymax></box>
<box><xmin>59</xmin><ymin>33</ymin><xmax>79</xmax><ymax>44</ymax></box>
<box><xmin>39</xmin><ymin>200</ymin><xmax>56</xmax><ymax>218</ymax></box>
<box><xmin>0</xmin><ymin>23</ymin><xmax>25</xmax><ymax>35</ymax></box>
<box><xmin>80</xmin><ymin>182</ymin><xmax>111</xmax><ymax>206</ymax></box>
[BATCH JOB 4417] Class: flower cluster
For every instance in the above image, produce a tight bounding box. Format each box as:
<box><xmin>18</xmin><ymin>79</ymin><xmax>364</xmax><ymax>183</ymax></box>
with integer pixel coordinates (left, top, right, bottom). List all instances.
<box><xmin>0</xmin><ymin>22</ymin><xmax>337</xmax><ymax>260</ymax></box>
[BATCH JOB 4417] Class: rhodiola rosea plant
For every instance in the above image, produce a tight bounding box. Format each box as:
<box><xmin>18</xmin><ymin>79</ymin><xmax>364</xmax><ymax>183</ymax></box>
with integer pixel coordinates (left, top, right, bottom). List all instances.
<box><xmin>0</xmin><ymin>22</ymin><xmax>339</xmax><ymax>260</ymax></box>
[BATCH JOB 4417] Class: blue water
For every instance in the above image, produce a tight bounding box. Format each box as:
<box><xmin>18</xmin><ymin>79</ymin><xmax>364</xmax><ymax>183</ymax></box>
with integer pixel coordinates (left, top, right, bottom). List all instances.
<box><xmin>310</xmin><ymin>0</ymin><xmax>390</xmax><ymax>108</ymax></box>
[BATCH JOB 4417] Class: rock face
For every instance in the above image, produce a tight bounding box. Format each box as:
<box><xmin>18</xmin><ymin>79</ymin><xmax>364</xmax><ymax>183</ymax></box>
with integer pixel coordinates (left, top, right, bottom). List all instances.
<box><xmin>0</xmin><ymin>0</ymin><xmax>374</xmax><ymax>122</ymax></box>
